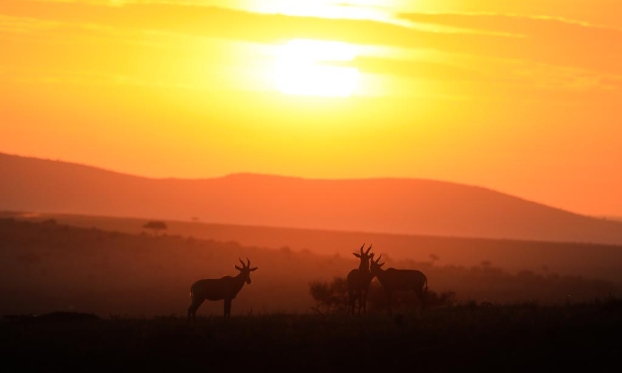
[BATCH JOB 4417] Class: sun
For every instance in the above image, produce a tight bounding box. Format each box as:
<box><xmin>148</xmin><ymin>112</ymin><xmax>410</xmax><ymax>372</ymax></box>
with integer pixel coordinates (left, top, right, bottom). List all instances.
<box><xmin>274</xmin><ymin>39</ymin><xmax>360</xmax><ymax>97</ymax></box>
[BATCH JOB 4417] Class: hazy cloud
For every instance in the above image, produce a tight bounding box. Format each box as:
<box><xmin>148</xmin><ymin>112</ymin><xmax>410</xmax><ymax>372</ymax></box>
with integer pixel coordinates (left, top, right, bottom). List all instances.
<box><xmin>1</xmin><ymin>0</ymin><xmax>621</xmax><ymax>97</ymax></box>
<box><xmin>2</xmin><ymin>1</ymin><xmax>620</xmax><ymax>76</ymax></box>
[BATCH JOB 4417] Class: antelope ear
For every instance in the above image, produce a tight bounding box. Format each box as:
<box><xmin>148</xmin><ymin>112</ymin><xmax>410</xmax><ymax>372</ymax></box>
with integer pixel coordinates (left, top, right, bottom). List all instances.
<box><xmin>353</xmin><ymin>253</ymin><xmax>361</xmax><ymax>258</ymax></box>
<box><xmin>379</xmin><ymin>262</ymin><xmax>385</xmax><ymax>267</ymax></box>
<box><xmin>250</xmin><ymin>267</ymin><xmax>258</xmax><ymax>271</ymax></box>
<box><xmin>234</xmin><ymin>265</ymin><xmax>243</xmax><ymax>271</ymax></box>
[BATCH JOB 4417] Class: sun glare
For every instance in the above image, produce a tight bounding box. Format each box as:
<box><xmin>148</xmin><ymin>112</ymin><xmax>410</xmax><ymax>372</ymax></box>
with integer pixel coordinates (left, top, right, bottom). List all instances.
<box><xmin>274</xmin><ymin>39</ymin><xmax>360</xmax><ymax>97</ymax></box>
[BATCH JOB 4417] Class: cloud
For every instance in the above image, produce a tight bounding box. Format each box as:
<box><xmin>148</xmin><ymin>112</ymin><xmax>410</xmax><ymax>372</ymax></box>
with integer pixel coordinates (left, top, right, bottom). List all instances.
<box><xmin>354</xmin><ymin>56</ymin><xmax>489</xmax><ymax>81</ymax></box>
<box><xmin>2</xmin><ymin>1</ymin><xmax>621</xmax><ymax>76</ymax></box>
<box><xmin>1</xmin><ymin>0</ymin><xmax>621</xmax><ymax>98</ymax></box>
<box><xmin>400</xmin><ymin>13</ymin><xmax>622</xmax><ymax>73</ymax></box>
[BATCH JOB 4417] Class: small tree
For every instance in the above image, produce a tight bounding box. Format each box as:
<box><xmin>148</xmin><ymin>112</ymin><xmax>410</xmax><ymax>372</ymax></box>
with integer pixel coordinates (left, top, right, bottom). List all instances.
<box><xmin>309</xmin><ymin>277</ymin><xmax>350</xmax><ymax>314</ymax></box>
<box><xmin>143</xmin><ymin>220</ymin><xmax>167</xmax><ymax>236</ymax></box>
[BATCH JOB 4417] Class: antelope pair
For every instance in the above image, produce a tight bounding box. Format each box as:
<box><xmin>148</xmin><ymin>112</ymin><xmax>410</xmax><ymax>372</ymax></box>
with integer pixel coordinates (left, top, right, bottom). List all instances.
<box><xmin>347</xmin><ymin>243</ymin><xmax>375</xmax><ymax>315</ymax></box>
<box><xmin>187</xmin><ymin>257</ymin><xmax>257</xmax><ymax>322</ymax></box>
<box><xmin>348</xmin><ymin>244</ymin><xmax>428</xmax><ymax>315</ymax></box>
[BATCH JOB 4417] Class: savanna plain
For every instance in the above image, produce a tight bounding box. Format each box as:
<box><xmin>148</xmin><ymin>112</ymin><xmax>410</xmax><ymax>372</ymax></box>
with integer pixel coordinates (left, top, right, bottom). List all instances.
<box><xmin>1</xmin><ymin>216</ymin><xmax>621</xmax><ymax>371</ymax></box>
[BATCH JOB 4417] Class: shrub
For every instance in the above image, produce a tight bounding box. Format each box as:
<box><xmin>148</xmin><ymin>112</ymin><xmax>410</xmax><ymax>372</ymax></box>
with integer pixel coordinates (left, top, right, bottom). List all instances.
<box><xmin>308</xmin><ymin>277</ymin><xmax>349</xmax><ymax>314</ymax></box>
<box><xmin>309</xmin><ymin>277</ymin><xmax>457</xmax><ymax>314</ymax></box>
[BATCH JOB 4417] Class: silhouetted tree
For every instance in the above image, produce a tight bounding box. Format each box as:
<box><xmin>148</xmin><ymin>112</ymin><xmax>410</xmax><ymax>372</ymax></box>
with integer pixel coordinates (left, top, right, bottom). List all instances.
<box><xmin>309</xmin><ymin>277</ymin><xmax>349</xmax><ymax>314</ymax></box>
<box><xmin>143</xmin><ymin>220</ymin><xmax>167</xmax><ymax>236</ymax></box>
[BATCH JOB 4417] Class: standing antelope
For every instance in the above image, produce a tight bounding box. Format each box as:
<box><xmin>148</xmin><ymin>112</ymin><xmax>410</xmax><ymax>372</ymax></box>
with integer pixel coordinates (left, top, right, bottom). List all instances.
<box><xmin>370</xmin><ymin>255</ymin><xmax>428</xmax><ymax>314</ymax></box>
<box><xmin>346</xmin><ymin>243</ymin><xmax>374</xmax><ymax>315</ymax></box>
<box><xmin>187</xmin><ymin>258</ymin><xmax>258</xmax><ymax>321</ymax></box>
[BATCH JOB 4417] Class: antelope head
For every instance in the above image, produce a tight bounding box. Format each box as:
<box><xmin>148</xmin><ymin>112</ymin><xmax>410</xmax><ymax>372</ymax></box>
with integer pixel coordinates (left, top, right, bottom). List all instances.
<box><xmin>353</xmin><ymin>243</ymin><xmax>374</xmax><ymax>261</ymax></box>
<box><xmin>370</xmin><ymin>255</ymin><xmax>385</xmax><ymax>276</ymax></box>
<box><xmin>234</xmin><ymin>257</ymin><xmax>258</xmax><ymax>284</ymax></box>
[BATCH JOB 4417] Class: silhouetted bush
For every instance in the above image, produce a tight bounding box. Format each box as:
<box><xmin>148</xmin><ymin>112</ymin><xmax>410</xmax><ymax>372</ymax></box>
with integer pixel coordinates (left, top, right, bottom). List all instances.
<box><xmin>309</xmin><ymin>277</ymin><xmax>456</xmax><ymax>314</ymax></box>
<box><xmin>367</xmin><ymin>282</ymin><xmax>456</xmax><ymax>311</ymax></box>
<box><xmin>143</xmin><ymin>221</ymin><xmax>167</xmax><ymax>236</ymax></box>
<box><xmin>308</xmin><ymin>277</ymin><xmax>349</xmax><ymax>314</ymax></box>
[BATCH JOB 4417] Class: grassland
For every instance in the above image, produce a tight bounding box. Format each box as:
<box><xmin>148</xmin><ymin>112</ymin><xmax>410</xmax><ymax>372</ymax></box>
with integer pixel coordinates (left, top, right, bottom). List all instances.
<box><xmin>2</xmin><ymin>300</ymin><xmax>621</xmax><ymax>372</ymax></box>
<box><xmin>1</xmin><ymin>216</ymin><xmax>621</xmax><ymax>371</ymax></box>
<box><xmin>7</xmin><ymin>210</ymin><xmax>622</xmax><ymax>284</ymax></box>
<box><xmin>1</xmin><ymin>217</ymin><xmax>619</xmax><ymax>318</ymax></box>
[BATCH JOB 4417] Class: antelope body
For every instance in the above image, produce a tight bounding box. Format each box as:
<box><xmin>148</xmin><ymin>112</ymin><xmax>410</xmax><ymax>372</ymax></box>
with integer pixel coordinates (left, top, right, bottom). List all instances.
<box><xmin>371</xmin><ymin>255</ymin><xmax>428</xmax><ymax>314</ymax></box>
<box><xmin>187</xmin><ymin>258</ymin><xmax>258</xmax><ymax>321</ymax></box>
<box><xmin>347</xmin><ymin>244</ymin><xmax>374</xmax><ymax>315</ymax></box>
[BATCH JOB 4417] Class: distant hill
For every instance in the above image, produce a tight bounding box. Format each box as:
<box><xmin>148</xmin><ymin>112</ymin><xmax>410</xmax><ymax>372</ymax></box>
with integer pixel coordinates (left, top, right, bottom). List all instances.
<box><xmin>2</xmin><ymin>152</ymin><xmax>622</xmax><ymax>245</ymax></box>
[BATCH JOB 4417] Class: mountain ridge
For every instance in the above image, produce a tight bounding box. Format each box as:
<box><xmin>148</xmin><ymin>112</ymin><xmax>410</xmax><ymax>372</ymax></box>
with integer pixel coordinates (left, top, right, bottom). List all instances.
<box><xmin>2</xmin><ymin>151</ymin><xmax>621</xmax><ymax>245</ymax></box>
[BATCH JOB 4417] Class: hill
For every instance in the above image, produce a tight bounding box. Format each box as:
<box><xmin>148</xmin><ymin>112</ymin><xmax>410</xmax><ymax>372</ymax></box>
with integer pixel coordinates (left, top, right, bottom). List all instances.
<box><xmin>2</xmin><ymin>152</ymin><xmax>622</xmax><ymax>245</ymax></box>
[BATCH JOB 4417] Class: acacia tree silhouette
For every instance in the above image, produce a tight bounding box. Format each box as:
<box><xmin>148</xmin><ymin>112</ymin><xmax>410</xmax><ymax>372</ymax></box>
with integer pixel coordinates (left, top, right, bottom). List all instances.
<box><xmin>143</xmin><ymin>220</ymin><xmax>167</xmax><ymax>236</ymax></box>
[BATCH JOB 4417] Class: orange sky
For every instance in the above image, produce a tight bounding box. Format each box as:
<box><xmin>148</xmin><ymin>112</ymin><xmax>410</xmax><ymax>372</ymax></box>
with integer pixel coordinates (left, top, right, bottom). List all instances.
<box><xmin>1</xmin><ymin>0</ymin><xmax>621</xmax><ymax>217</ymax></box>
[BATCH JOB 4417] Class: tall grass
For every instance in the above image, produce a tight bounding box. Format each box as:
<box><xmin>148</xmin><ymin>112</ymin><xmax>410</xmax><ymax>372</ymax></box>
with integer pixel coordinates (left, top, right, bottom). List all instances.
<box><xmin>2</xmin><ymin>298</ymin><xmax>621</xmax><ymax>372</ymax></box>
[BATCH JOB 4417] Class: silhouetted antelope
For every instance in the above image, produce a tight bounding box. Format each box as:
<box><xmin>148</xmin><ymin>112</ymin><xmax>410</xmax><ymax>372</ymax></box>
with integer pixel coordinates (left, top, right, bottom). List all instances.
<box><xmin>347</xmin><ymin>243</ymin><xmax>374</xmax><ymax>315</ymax></box>
<box><xmin>370</xmin><ymin>255</ymin><xmax>428</xmax><ymax>314</ymax></box>
<box><xmin>187</xmin><ymin>258</ymin><xmax>258</xmax><ymax>321</ymax></box>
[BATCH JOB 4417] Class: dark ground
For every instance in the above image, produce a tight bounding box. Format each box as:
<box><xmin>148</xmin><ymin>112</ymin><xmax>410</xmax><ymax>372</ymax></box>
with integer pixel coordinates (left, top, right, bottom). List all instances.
<box><xmin>2</xmin><ymin>300</ymin><xmax>621</xmax><ymax>372</ymax></box>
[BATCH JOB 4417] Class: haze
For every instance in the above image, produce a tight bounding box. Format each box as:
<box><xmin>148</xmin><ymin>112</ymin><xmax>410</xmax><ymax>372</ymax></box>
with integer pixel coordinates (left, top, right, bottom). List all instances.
<box><xmin>1</xmin><ymin>0</ymin><xmax>621</xmax><ymax>217</ymax></box>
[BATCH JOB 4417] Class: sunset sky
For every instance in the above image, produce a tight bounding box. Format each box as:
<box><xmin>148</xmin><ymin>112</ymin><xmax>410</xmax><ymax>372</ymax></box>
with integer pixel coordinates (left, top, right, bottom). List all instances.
<box><xmin>1</xmin><ymin>0</ymin><xmax>621</xmax><ymax>217</ymax></box>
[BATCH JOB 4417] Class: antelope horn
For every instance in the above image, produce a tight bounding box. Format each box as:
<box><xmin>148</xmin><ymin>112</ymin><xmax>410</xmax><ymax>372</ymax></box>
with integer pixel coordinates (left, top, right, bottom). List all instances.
<box><xmin>375</xmin><ymin>254</ymin><xmax>382</xmax><ymax>263</ymax></box>
<box><xmin>360</xmin><ymin>243</ymin><xmax>365</xmax><ymax>255</ymax></box>
<box><xmin>246</xmin><ymin>257</ymin><xmax>251</xmax><ymax>267</ymax></box>
<box><xmin>365</xmin><ymin>244</ymin><xmax>372</xmax><ymax>255</ymax></box>
<box><xmin>239</xmin><ymin>258</ymin><xmax>246</xmax><ymax>268</ymax></box>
